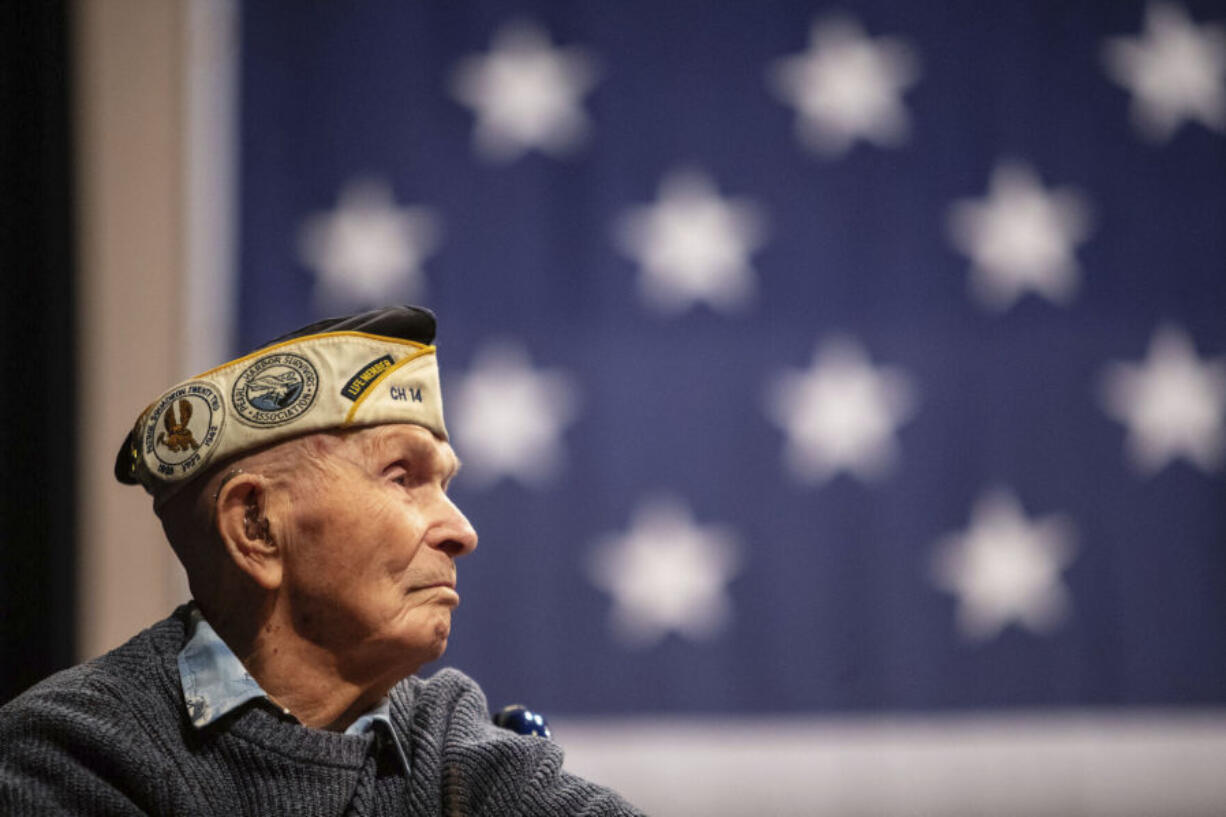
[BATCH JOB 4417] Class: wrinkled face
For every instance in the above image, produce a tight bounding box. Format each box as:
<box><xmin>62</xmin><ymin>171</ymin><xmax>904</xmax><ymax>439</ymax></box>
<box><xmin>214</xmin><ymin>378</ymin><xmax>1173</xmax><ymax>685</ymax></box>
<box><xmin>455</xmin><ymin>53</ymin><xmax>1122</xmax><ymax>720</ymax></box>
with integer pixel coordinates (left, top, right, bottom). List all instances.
<box><xmin>274</xmin><ymin>424</ymin><xmax>477</xmax><ymax>679</ymax></box>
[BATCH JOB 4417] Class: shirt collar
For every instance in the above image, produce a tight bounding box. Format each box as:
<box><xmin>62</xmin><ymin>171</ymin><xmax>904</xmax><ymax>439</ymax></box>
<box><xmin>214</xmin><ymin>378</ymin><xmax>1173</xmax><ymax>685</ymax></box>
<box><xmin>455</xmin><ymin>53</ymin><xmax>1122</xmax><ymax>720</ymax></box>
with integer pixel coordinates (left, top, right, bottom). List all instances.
<box><xmin>177</xmin><ymin>605</ymin><xmax>409</xmax><ymax>773</ymax></box>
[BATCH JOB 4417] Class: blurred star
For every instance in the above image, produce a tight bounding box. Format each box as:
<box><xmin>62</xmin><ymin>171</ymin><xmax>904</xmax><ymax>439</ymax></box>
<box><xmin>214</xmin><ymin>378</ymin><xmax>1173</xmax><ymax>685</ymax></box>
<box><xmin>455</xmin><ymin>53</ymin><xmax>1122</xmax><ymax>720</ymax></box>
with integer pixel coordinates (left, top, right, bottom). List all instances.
<box><xmin>1100</xmin><ymin>325</ymin><xmax>1226</xmax><ymax>474</ymax></box>
<box><xmin>298</xmin><ymin>179</ymin><xmax>440</xmax><ymax>310</ymax></box>
<box><xmin>615</xmin><ymin>169</ymin><xmax>767</xmax><ymax>314</ymax></box>
<box><xmin>588</xmin><ymin>498</ymin><xmax>740</xmax><ymax>648</ymax></box>
<box><xmin>932</xmin><ymin>489</ymin><xmax>1077</xmax><ymax>642</ymax></box>
<box><xmin>448</xmin><ymin>341</ymin><xmax>578</xmax><ymax>487</ymax></box>
<box><xmin>768</xmin><ymin>15</ymin><xmax>920</xmax><ymax>157</ymax></box>
<box><xmin>947</xmin><ymin>161</ymin><xmax>1093</xmax><ymax>311</ymax></box>
<box><xmin>451</xmin><ymin>20</ymin><xmax>600</xmax><ymax>162</ymax></box>
<box><xmin>766</xmin><ymin>336</ymin><xmax>916</xmax><ymax>484</ymax></box>
<box><xmin>1102</xmin><ymin>3</ymin><xmax>1226</xmax><ymax>142</ymax></box>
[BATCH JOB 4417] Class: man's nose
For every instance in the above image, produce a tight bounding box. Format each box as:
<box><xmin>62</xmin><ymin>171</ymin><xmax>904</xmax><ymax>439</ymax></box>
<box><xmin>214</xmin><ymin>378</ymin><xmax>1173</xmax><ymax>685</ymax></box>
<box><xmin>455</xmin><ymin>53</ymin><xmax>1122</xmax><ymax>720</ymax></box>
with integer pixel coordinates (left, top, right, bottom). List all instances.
<box><xmin>429</xmin><ymin>494</ymin><xmax>478</xmax><ymax>558</ymax></box>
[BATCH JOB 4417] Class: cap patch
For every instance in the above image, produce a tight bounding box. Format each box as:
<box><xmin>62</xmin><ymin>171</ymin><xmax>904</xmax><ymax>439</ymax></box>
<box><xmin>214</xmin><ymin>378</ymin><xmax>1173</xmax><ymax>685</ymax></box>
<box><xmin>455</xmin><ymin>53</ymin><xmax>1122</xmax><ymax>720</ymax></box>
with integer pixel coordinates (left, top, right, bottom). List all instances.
<box><xmin>341</xmin><ymin>354</ymin><xmax>395</xmax><ymax>402</ymax></box>
<box><xmin>231</xmin><ymin>352</ymin><xmax>320</xmax><ymax>427</ymax></box>
<box><xmin>143</xmin><ymin>381</ymin><xmax>225</xmax><ymax>480</ymax></box>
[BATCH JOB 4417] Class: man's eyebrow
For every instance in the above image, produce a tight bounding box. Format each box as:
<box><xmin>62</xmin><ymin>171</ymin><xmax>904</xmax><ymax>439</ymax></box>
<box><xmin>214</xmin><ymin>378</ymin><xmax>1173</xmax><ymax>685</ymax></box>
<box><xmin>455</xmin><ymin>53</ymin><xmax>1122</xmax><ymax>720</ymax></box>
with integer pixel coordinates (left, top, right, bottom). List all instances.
<box><xmin>372</xmin><ymin>430</ymin><xmax>461</xmax><ymax>477</ymax></box>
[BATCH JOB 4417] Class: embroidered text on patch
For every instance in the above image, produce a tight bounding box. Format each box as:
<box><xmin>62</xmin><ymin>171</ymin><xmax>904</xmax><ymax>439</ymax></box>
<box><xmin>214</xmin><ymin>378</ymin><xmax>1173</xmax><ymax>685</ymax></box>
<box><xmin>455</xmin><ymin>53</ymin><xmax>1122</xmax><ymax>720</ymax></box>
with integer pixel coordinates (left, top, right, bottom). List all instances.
<box><xmin>144</xmin><ymin>381</ymin><xmax>224</xmax><ymax>479</ymax></box>
<box><xmin>341</xmin><ymin>354</ymin><xmax>395</xmax><ymax>402</ymax></box>
<box><xmin>231</xmin><ymin>353</ymin><xmax>320</xmax><ymax>427</ymax></box>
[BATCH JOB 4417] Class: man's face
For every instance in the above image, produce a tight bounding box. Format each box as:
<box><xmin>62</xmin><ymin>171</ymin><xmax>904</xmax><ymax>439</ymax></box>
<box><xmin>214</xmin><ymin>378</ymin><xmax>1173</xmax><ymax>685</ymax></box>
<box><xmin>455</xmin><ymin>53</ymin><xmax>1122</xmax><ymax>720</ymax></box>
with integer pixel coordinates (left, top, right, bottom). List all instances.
<box><xmin>273</xmin><ymin>424</ymin><xmax>477</xmax><ymax>678</ymax></box>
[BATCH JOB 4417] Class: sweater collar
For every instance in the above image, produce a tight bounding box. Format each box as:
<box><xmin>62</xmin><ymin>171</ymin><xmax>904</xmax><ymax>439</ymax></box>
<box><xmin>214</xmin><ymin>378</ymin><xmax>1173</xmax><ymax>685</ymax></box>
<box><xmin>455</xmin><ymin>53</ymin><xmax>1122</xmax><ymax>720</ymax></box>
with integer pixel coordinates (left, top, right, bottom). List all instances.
<box><xmin>177</xmin><ymin>604</ymin><xmax>409</xmax><ymax>774</ymax></box>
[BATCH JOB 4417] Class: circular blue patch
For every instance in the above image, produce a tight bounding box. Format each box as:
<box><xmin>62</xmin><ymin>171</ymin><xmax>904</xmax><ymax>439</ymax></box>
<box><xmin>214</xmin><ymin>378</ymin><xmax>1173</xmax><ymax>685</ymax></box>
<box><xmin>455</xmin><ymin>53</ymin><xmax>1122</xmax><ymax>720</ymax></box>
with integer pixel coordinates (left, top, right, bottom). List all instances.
<box><xmin>231</xmin><ymin>352</ymin><xmax>320</xmax><ymax>427</ymax></box>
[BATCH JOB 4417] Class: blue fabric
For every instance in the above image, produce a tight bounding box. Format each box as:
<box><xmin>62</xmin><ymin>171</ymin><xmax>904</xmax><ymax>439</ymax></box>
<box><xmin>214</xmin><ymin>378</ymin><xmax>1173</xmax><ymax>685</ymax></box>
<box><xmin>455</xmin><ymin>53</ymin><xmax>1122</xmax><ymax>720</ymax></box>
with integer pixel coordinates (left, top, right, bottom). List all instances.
<box><xmin>177</xmin><ymin>606</ymin><xmax>409</xmax><ymax>774</ymax></box>
<box><xmin>236</xmin><ymin>1</ymin><xmax>1226</xmax><ymax>717</ymax></box>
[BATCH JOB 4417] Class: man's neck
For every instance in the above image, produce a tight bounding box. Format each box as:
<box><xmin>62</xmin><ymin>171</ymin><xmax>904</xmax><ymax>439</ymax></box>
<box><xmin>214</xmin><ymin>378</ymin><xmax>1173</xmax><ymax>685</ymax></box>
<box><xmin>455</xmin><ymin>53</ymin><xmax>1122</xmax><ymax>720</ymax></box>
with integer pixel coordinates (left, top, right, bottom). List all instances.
<box><xmin>204</xmin><ymin>601</ymin><xmax>399</xmax><ymax>732</ymax></box>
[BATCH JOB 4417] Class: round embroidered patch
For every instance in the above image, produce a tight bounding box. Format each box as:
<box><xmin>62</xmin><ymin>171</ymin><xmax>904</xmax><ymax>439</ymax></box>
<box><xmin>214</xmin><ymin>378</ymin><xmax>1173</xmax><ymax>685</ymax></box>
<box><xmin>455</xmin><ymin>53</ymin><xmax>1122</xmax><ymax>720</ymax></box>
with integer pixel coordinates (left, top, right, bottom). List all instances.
<box><xmin>231</xmin><ymin>352</ymin><xmax>320</xmax><ymax>427</ymax></box>
<box><xmin>142</xmin><ymin>381</ymin><xmax>225</xmax><ymax>481</ymax></box>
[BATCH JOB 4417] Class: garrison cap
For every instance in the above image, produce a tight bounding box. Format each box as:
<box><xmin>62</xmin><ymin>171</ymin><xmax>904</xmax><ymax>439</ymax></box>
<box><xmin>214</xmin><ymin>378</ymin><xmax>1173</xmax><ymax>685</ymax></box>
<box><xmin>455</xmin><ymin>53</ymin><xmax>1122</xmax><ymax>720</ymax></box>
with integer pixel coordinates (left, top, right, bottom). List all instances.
<box><xmin>115</xmin><ymin>305</ymin><xmax>447</xmax><ymax>499</ymax></box>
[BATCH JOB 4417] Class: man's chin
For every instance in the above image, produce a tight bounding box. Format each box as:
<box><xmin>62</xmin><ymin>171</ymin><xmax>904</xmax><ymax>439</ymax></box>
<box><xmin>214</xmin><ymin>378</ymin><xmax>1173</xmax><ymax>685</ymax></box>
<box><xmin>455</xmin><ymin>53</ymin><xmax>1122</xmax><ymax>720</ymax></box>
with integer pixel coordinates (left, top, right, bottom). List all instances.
<box><xmin>425</xmin><ymin>621</ymin><xmax>450</xmax><ymax>660</ymax></box>
<box><xmin>404</xmin><ymin>621</ymin><xmax>451</xmax><ymax>668</ymax></box>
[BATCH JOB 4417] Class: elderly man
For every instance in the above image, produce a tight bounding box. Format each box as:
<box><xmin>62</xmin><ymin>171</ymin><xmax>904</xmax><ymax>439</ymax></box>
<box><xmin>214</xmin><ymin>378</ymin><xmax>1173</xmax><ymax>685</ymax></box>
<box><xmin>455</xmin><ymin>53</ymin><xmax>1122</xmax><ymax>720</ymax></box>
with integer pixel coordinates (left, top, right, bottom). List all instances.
<box><xmin>0</xmin><ymin>306</ymin><xmax>642</xmax><ymax>816</ymax></box>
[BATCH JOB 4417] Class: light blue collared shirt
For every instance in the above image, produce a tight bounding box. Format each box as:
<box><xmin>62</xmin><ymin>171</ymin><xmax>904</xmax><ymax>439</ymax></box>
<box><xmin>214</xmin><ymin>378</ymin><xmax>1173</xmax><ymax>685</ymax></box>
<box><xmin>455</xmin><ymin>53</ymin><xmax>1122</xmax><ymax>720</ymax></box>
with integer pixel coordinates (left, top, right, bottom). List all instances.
<box><xmin>177</xmin><ymin>606</ymin><xmax>409</xmax><ymax>775</ymax></box>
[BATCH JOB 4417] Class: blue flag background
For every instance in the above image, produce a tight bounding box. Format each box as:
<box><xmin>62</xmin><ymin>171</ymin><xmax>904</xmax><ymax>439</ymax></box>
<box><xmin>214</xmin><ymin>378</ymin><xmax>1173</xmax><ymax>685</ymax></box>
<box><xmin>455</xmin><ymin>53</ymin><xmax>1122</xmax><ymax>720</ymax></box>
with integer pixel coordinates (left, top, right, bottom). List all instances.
<box><xmin>234</xmin><ymin>0</ymin><xmax>1226</xmax><ymax>724</ymax></box>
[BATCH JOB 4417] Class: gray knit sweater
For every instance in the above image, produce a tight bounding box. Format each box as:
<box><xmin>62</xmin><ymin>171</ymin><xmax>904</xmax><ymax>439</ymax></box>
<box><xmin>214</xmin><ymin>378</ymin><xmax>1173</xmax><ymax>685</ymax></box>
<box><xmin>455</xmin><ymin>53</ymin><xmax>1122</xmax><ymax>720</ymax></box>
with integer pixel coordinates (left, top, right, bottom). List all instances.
<box><xmin>0</xmin><ymin>606</ymin><xmax>644</xmax><ymax>816</ymax></box>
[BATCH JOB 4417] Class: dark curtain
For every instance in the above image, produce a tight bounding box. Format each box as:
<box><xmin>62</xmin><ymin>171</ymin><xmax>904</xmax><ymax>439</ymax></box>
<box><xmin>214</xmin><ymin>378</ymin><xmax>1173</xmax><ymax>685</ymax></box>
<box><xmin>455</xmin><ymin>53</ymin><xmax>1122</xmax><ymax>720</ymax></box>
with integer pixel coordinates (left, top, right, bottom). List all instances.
<box><xmin>0</xmin><ymin>0</ymin><xmax>77</xmax><ymax>703</ymax></box>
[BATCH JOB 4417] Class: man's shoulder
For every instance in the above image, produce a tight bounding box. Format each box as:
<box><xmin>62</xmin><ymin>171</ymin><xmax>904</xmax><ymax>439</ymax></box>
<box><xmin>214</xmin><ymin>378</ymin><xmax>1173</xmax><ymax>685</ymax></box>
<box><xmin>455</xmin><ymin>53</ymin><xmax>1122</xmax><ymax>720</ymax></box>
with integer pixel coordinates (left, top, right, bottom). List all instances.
<box><xmin>389</xmin><ymin>666</ymin><xmax>486</xmax><ymax>732</ymax></box>
<box><xmin>390</xmin><ymin>668</ymin><xmax>646</xmax><ymax>816</ymax></box>
<box><xmin>0</xmin><ymin>606</ymin><xmax>190</xmax><ymax>721</ymax></box>
<box><xmin>0</xmin><ymin>609</ymin><xmax>196</xmax><ymax>815</ymax></box>
<box><xmin>400</xmin><ymin>665</ymin><xmax>483</xmax><ymax>698</ymax></box>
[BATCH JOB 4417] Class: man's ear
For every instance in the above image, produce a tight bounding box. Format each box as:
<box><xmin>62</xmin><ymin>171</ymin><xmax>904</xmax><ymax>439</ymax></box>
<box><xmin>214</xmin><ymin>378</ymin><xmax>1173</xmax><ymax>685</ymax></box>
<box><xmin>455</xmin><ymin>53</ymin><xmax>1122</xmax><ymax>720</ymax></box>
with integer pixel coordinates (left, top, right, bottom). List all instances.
<box><xmin>215</xmin><ymin>473</ymin><xmax>283</xmax><ymax>591</ymax></box>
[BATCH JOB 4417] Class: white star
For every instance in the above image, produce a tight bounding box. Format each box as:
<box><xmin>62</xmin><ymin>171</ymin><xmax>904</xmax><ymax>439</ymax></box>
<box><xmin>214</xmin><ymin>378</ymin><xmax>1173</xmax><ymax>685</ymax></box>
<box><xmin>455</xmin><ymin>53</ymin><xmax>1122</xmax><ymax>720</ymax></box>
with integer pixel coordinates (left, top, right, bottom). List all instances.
<box><xmin>450</xmin><ymin>20</ymin><xmax>600</xmax><ymax>162</ymax></box>
<box><xmin>447</xmin><ymin>341</ymin><xmax>579</xmax><ymax>488</ymax></box>
<box><xmin>947</xmin><ymin>161</ymin><xmax>1093</xmax><ymax>311</ymax></box>
<box><xmin>1102</xmin><ymin>3</ymin><xmax>1226</xmax><ymax>142</ymax></box>
<box><xmin>614</xmin><ymin>169</ymin><xmax>768</xmax><ymax>314</ymax></box>
<box><xmin>587</xmin><ymin>497</ymin><xmax>741</xmax><ymax>648</ymax></box>
<box><xmin>767</xmin><ymin>15</ymin><xmax>920</xmax><ymax>157</ymax></box>
<box><xmin>298</xmin><ymin>179</ymin><xmax>440</xmax><ymax>310</ymax></box>
<box><xmin>1099</xmin><ymin>325</ymin><xmax>1226</xmax><ymax>474</ymax></box>
<box><xmin>931</xmin><ymin>488</ymin><xmax>1077</xmax><ymax>642</ymax></box>
<box><xmin>765</xmin><ymin>336</ymin><xmax>916</xmax><ymax>484</ymax></box>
